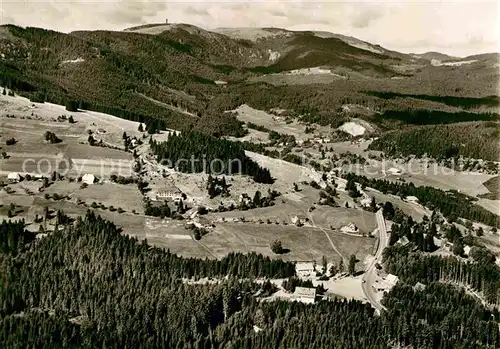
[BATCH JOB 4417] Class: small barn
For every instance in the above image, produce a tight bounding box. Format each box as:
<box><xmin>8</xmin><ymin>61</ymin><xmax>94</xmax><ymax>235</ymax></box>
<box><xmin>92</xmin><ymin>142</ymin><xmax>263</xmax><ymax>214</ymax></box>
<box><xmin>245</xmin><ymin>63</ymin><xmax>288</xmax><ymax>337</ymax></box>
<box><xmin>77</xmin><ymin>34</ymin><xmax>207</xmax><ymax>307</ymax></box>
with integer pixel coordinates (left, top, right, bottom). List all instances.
<box><xmin>405</xmin><ymin>196</ymin><xmax>420</xmax><ymax>204</ymax></box>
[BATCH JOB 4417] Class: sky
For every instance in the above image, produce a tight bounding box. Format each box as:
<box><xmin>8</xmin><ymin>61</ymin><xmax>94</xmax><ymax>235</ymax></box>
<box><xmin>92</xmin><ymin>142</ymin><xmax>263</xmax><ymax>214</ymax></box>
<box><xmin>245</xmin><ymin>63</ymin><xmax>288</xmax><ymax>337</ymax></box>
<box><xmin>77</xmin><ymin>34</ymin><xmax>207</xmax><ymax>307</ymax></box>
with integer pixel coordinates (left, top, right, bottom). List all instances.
<box><xmin>0</xmin><ymin>0</ymin><xmax>498</xmax><ymax>57</ymax></box>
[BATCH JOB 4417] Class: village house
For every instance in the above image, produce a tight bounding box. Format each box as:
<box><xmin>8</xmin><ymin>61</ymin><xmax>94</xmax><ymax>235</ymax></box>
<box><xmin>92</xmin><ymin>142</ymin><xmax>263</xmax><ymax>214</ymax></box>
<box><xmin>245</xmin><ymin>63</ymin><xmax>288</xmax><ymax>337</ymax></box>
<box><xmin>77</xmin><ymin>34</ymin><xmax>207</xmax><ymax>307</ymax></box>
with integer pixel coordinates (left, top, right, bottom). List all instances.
<box><xmin>296</xmin><ymin>263</ymin><xmax>315</xmax><ymax>277</ymax></box>
<box><xmin>156</xmin><ymin>186</ymin><xmax>183</xmax><ymax>202</ymax></box>
<box><xmin>341</xmin><ymin>222</ymin><xmax>359</xmax><ymax>234</ymax></box>
<box><xmin>292</xmin><ymin>287</ymin><xmax>316</xmax><ymax>304</ymax></box>
<box><xmin>82</xmin><ymin>173</ymin><xmax>95</xmax><ymax>185</ymax></box>
<box><xmin>291</xmin><ymin>215</ymin><xmax>308</xmax><ymax>226</ymax></box>
<box><xmin>7</xmin><ymin>172</ymin><xmax>21</xmax><ymax>183</ymax></box>
<box><xmin>360</xmin><ymin>193</ymin><xmax>372</xmax><ymax>208</ymax></box>
<box><xmin>239</xmin><ymin>193</ymin><xmax>252</xmax><ymax>206</ymax></box>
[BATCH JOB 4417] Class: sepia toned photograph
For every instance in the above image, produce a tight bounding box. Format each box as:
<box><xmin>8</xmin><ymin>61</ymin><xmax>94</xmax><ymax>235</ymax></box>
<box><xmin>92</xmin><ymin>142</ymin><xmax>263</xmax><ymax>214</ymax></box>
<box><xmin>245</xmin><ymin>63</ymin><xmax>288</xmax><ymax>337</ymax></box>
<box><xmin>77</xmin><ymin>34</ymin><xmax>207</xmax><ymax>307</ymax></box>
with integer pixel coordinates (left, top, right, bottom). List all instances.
<box><xmin>0</xmin><ymin>1</ymin><xmax>499</xmax><ymax>347</ymax></box>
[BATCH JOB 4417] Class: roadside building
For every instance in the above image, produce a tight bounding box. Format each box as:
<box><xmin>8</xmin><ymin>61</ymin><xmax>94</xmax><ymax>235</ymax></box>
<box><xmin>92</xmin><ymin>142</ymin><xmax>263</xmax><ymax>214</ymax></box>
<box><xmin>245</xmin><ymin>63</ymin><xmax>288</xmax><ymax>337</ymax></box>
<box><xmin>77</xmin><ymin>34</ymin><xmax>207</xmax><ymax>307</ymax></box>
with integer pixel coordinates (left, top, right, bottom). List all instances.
<box><xmin>386</xmin><ymin>274</ymin><xmax>399</xmax><ymax>287</ymax></box>
<box><xmin>293</xmin><ymin>287</ymin><xmax>316</xmax><ymax>304</ymax></box>
<box><xmin>7</xmin><ymin>172</ymin><xmax>20</xmax><ymax>183</ymax></box>
<box><xmin>375</xmin><ymin>274</ymin><xmax>399</xmax><ymax>292</ymax></box>
<box><xmin>82</xmin><ymin>174</ymin><xmax>95</xmax><ymax>185</ymax></box>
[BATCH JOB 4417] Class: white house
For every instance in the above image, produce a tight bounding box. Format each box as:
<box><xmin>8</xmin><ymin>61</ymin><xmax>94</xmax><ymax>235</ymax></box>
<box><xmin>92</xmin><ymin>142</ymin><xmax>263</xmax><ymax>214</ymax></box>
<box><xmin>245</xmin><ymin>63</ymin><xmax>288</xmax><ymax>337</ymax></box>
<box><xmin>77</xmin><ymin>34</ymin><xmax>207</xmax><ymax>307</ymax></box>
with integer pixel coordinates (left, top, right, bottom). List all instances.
<box><xmin>156</xmin><ymin>186</ymin><xmax>183</xmax><ymax>202</ymax></box>
<box><xmin>463</xmin><ymin>245</ymin><xmax>471</xmax><ymax>256</ymax></box>
<box><xmin>7</xmin><ymin>172</ymin><xmax>20</xmax><ymax>183</ymax></box>
<box><xmin>293</xmin><ymin>287</ymin><xmax>316</xmax><ymax>304</ymax></box>
<box><xmin>296</xmin><ymin>262</ymin><xmax>315</xmax><ymax>277</ymax></box>
<box><xmin>253</xmin><ymin>325</ymin><xmax>263</xmax><ymax>333</ymax></box>
<box><xmin>82</xmin><ymin>174</ymin><xmax>95</xmax><ymax>185</ymax></box>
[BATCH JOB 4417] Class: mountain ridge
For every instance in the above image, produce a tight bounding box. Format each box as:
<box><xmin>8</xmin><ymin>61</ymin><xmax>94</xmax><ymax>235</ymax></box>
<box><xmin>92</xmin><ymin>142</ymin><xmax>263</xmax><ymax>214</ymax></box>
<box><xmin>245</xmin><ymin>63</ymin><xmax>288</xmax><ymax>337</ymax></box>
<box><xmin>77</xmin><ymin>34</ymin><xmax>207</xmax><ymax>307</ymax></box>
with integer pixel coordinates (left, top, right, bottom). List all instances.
<box><xmin>0</xmin><ymin>22</ymin><xmax>498</xmax><ymax>138</ymax></box>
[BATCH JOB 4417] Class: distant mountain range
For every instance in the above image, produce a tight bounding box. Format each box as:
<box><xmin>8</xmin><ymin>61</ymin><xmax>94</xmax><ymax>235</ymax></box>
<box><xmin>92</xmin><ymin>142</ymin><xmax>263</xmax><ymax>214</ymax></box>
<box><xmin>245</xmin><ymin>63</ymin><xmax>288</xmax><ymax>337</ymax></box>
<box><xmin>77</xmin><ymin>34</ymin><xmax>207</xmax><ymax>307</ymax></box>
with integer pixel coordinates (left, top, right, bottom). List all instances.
<box><xmin>0</xmin><ymin>22</ymin><xmax>498</xmax><ymax>136</ymax></box>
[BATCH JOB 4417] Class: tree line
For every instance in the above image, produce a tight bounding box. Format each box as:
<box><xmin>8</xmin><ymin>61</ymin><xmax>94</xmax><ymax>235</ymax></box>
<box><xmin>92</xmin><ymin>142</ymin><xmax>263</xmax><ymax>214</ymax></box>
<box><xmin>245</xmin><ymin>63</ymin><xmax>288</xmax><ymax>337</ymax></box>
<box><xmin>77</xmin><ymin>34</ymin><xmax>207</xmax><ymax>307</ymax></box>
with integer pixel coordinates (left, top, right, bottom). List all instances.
<box><xmin>344</xmin><ymin>173</ymin><xmax>499</xmax><ymax>227</ymax></box>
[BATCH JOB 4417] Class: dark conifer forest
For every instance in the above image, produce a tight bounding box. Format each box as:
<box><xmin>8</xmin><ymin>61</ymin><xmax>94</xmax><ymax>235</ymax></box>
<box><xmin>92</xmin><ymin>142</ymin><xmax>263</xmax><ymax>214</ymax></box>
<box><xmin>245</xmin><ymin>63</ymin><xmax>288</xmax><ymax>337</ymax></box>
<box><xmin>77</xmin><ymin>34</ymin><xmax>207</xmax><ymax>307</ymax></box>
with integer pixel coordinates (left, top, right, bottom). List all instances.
<box><xmin>150</xmin><ymin>132</ymin><xmax>274</xmax><ymax>183</ymax></box>
<box><xmin>1</xmin><ymin>214</ymin><xmax>499</xmax><ymax>348</ymax></box>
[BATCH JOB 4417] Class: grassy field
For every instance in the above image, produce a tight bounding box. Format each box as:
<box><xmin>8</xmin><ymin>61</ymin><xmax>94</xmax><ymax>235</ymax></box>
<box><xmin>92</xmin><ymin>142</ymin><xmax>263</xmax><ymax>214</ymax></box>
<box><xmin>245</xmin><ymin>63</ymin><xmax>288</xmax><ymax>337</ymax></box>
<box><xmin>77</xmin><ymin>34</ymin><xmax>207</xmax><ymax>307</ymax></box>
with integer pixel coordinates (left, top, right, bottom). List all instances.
<box><xmin>234</xmin><ymin>104</ymin><xmax>332</xmax><ymax>141</ymax></box>
<box><xmin>201</xmin><ymin>222</ymin><xmax>375</xmax><ymax>266</ymax></box>
<box><xmin>0</xmin><ymin>93</ymin><xmax>138</xmax><ymax>178</ymax></box>
<box><xmin>345</xmin><ymin>158</ymin><xmax>495</xmax><ymax>197</ymax></box>
<box><xmin>72</xmin><ymin>182</ymin><xmax>144</xmax><ymax>214</ymax></box>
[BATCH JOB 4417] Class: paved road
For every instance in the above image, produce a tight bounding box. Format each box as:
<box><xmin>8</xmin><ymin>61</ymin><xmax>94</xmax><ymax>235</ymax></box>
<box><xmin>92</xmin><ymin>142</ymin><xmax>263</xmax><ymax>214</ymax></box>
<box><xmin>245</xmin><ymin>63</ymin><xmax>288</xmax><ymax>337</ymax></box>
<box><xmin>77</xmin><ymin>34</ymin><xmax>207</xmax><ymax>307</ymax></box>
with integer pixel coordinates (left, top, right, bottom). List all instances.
<box><xmin>362</xmin><ymin>209</ymin><xmax>388</xmax><ymax>313</ymax></box>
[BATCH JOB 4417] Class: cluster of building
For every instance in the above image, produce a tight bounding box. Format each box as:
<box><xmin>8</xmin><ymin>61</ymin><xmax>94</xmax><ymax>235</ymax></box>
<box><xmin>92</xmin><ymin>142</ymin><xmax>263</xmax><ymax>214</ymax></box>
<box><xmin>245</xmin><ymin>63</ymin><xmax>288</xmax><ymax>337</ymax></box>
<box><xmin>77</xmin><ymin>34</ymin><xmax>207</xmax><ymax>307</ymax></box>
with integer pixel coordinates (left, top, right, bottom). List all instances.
<box><xmin>374</xmin><ymin>272</ymin><xmax>399</xmax><ymax>292</ymax></box>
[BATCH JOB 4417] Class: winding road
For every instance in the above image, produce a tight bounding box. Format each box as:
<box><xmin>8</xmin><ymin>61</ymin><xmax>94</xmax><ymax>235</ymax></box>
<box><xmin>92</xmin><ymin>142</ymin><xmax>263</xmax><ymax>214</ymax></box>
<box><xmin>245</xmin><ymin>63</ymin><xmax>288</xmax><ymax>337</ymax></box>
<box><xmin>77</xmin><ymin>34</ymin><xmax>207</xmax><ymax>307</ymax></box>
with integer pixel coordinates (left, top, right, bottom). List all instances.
<box><xmin>362</xmin><ymin>209</ymin><xmax>388</xmax><ymax>313</ymax></box>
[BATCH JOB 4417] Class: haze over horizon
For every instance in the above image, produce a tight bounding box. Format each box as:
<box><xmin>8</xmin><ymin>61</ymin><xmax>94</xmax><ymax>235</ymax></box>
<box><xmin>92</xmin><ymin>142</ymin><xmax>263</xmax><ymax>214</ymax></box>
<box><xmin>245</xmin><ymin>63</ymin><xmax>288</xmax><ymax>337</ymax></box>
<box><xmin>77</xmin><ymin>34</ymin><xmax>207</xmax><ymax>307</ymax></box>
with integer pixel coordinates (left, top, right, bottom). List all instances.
<box><xmin>0</xmin><ymin>0</ymin><xmax>498</xmax><ymax>57</ymax></box>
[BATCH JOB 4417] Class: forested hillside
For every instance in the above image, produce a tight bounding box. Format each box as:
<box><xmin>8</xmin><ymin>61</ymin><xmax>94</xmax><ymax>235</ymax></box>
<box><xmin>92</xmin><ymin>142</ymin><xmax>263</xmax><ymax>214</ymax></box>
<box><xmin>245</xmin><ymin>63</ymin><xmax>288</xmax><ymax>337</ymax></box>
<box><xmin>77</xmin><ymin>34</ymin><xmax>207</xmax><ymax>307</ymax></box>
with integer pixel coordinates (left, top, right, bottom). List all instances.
<box><xmin>150</xmin><ymin>131</ymin><xmax>273</xmax><ymax>183</ymax></box>
<box><xmin>0</xmin><ymin>24</ymin><xmax>498</xmax><ymax>139</ymax></box>
<box><xmin>344</xmin><ymin>173</ymin><xmax>500</xmax><ymax>227</ymax></box>
<box><xmin>369</xmin><ymin>122</ymin><xmax>500</xmax><ymax>161</ymax></box>
<box><xmin>1</xmin><ymin>214</ymin><xmax>499</xmax><ymax>348</ymax></box>
<box><xmin>384</xmin><ymin>245</ymin><xmax>500</xmax><ymax>305</ymax></box>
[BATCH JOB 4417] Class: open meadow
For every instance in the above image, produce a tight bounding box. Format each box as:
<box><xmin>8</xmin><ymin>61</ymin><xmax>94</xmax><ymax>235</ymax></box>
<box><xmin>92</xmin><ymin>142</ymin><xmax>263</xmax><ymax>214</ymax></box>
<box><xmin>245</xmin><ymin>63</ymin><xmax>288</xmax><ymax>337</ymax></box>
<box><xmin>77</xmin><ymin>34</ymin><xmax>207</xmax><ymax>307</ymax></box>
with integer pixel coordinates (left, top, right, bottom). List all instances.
<box><xmin>0</xmin><ymin>93</ymin><xmax>137</xmax><ymax>178</ymax></box>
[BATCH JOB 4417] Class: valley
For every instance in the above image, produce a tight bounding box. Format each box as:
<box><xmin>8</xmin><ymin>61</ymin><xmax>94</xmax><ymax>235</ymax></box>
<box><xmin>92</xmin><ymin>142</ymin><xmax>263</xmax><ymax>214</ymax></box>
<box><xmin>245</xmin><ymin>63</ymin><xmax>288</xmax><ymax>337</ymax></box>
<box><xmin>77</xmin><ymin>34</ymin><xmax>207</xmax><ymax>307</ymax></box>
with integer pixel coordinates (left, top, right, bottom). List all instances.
<box><xmin>0</xmin><ymin>20</ymin><xmax>499</xmax><ymax>349</ymax></box>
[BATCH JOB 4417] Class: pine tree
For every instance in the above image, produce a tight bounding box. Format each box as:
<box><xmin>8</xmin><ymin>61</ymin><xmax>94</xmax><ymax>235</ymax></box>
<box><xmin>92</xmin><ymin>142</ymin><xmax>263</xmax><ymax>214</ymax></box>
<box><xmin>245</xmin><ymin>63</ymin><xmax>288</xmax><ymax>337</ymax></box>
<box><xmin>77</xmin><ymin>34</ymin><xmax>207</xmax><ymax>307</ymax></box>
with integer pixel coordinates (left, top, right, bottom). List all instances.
<box><xmin>348</xmin><ymin>255</ymin><xmax>356</xmax><ymax>275</ymax></box>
